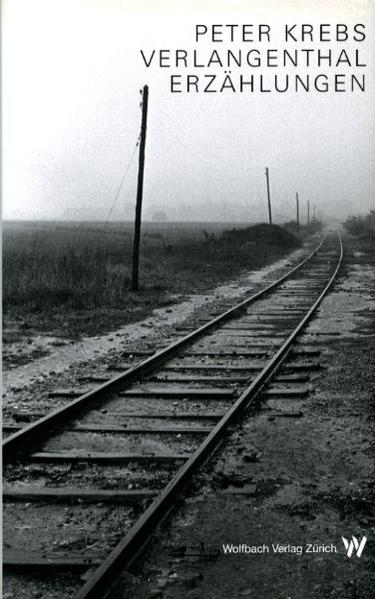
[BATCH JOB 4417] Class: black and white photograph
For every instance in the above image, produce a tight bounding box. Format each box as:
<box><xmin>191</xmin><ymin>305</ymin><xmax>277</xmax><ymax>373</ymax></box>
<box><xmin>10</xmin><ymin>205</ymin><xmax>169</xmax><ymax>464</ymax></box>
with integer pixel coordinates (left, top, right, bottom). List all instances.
<box><xmin>2</xmin><ymin>0</ymin><xmax>375</xmax><ymax>597</ymax></box>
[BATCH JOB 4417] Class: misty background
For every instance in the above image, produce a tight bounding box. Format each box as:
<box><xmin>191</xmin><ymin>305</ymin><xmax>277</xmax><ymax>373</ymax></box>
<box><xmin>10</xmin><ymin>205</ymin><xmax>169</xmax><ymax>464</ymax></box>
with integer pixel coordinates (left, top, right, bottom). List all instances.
<box><xmin>2</xmin><ymin>0</ymin><xmax>375</xmax><ymax>224</ymax></box>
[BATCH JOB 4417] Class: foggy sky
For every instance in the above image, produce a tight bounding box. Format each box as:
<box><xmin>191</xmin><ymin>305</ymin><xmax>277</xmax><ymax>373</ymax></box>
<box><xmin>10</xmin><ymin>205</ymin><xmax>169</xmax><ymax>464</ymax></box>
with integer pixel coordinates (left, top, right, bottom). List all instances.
<box><xmin>2</xmin><ymin>0</ymin><xmax>375</xmax><ymax>223</ymax></box>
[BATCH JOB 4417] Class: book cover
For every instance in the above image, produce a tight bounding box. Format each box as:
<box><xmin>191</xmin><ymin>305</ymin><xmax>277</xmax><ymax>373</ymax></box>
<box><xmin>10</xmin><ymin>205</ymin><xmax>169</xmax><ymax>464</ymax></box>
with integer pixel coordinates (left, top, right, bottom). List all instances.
<box><xmin>2</xmin><ymin>1</ymin><xmax>374</xmax><ymax>598</ymax></box>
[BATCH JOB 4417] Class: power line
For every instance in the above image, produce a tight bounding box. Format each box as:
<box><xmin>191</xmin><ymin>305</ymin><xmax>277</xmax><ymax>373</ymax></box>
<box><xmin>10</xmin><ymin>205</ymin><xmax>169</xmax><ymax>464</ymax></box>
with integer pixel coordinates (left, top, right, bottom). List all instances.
<box><xmin>104</xmin><ymin>137</ymin><xmax>139</xmax><ymax>225</ymax></box>
<box><xmin>150</xmin><ymin>113</ymin><xmax>207</xmax><ymax>164</ymax></box>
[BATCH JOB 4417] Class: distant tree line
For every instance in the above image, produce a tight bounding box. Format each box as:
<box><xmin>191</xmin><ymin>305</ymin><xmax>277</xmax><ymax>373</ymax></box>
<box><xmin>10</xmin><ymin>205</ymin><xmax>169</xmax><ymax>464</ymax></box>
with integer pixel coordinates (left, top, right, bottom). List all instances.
<box><xmin>283</xmin><ymin>219</ymin><xmax>323</xmax><ymax>237</ymax></box>
<box><xmin>343</xmin><ymin>210</ymin><xmax>375</xmax><ymax>238</ymax></box>
<box><xmin>202</xmin><ymin>223</ymin><xmax>301</xmax><ymax>249</ymax></box>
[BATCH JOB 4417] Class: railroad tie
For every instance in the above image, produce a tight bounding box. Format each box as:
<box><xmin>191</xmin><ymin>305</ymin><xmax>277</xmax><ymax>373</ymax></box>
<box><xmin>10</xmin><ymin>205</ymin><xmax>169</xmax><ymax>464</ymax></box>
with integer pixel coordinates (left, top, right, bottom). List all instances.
<box><xmin>149</xmin><ymin>375</ymin><xmax>251</xmax><ymax>384</ymax></box>
<box><xmin>184</xmin><ymin>349</ymin><xmax>271</xmax><ymax>357</ymax></box>
<box><xmin>291</xmin><ymin>348</ymin><xmax>321</xmax><ymax>357</ymax></box>
<box><xmin>119</xmin><ymin>388</ymin><xmax>235</xmax><ymax>399</ymax></box>
<box><xmin>163</xmin><ymin>364</ymin><xmax>265</xmax><ymax>371</ymax></box>
<box><xmin>30</xmin><ymin>452</ymin><xmax>191</xmax><ymax>464</ymax></box>
<box><xmin>106</xmin><ymin>363</ymin><xmax>133</xmax><ymax>371</ymax></box>
<box><xmin>7</xmin><ymin>410</ymin><xmax>225</xmax><ymax>423</ymax></box>
<box><xmin>3</xmin><ymin>552</ymin><xmax>101</xmax><ymax>571</ymax></box>
<box><xmin>269</xmin><ymin>410</ymin><xmax>304</xmax><ymax>418</ymax></box>
<box><xmin>149</xmin><ymin>374</ymin><xmax>308</xmax><ymax>384</ymax></box>
<box><xmin>3</xmin><ymin>486</ymin><xmax>158</xmax><ymax>503</ymax></box>
<box><xmin>163</xmin><ymin>362</ymin><xmax>317</xmax><ymax>371</ymax></box>
<box><xmin>263</xmin><ymin>387</ymin><xmax>309</xmax><ymax>398</ymax></box>
<box><xmin>3</xmin><ymin>423</ymin><xmax>212</xmax><ymax>435</ymax></box>
<box><xmin>48</xmin><ymin>389</ymin><xmax>90</xmax><ymax>399</ymax></box>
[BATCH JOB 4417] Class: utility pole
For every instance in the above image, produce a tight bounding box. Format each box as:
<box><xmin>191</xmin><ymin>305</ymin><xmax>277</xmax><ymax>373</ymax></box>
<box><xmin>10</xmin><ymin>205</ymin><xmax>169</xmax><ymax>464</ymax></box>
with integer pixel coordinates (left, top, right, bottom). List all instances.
<box><xmin>307</xmin><ymin>200</ymin><xmax>310</xmax><ymax>225</ymax></box>
<box><xmin>296</xmin><ymin>192</ymin><xmax>300</xmax><ymax>233</ymax></box>
<box><xmin>131</xmin><ymin>85</ymin><xmax>149</xmax><ymax>292</ymax></box>
<box><xmin>265</xmin><ymin>167</ymin><xmax>272</xmax><ymax>226</ymax></box>
<box><xmin>313</xmin><ymin>204</ymin><xmax>316</xmax><ymax>221</ymax></box>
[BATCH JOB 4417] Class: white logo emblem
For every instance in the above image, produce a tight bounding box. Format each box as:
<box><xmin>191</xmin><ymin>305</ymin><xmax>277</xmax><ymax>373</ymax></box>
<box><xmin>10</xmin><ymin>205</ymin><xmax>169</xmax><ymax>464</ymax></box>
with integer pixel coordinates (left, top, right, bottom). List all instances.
<box><xmin>341</xmin><ymin>535</ymin><xmax>367</xmax><ymax>558</ymax></box>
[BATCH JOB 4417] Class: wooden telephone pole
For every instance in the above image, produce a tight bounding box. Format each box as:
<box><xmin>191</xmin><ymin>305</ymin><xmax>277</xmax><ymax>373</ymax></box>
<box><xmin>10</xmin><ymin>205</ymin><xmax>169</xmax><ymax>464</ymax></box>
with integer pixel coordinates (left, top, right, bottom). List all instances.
<box><xmin>307</xmin><ymin>200</ymin><xmax>310</xmax><ymax>224</ymax></box>
<box><xmin>265</xmin><ymin>167</ymin><xmax>272</xmax><ymax>225</ymax></box>
<box><xmin>296</xmin><ymin>192</ymin><xmax>300</xmax><ymax>233</ymax></box>
<box><xmin>131</xmin><ymin>85</ymin><xmax>149</xmax><ymax>292</ymax></box>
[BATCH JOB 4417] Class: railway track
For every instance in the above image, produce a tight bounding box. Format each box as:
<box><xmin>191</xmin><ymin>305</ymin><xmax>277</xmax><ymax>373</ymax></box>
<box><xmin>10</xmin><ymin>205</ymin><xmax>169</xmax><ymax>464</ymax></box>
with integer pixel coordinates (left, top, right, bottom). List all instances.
<box><xmin>3</xmin><ymin>231</ymin><xmax>343</xmax><ymax>598</ymax></box>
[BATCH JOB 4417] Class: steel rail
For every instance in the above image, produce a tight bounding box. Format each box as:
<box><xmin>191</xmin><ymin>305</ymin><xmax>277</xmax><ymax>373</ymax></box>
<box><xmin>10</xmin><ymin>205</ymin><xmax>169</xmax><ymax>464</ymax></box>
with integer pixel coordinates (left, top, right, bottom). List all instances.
<box><xmin>3</xmin><ymin>235</ymin><xmax>326</xmax><ymax>460</ymax></box>
<box><xmin>75</xmin><ymin>232</ymin><xmax>343</xmax><ymax>599</ymax></box>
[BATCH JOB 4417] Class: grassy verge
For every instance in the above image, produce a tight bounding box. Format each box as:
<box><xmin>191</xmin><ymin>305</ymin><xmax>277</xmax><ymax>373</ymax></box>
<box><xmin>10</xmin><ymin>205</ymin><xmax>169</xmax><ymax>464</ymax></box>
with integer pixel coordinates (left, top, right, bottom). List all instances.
<box><xmin>3</xmin><ymin>221</ymin><xmax>300</xmax><ymax>338</ymax></box>
<box><xmin>343</xmin><ymin>211</ymin><xmax>375</xmax><ymax>239</ymax></box>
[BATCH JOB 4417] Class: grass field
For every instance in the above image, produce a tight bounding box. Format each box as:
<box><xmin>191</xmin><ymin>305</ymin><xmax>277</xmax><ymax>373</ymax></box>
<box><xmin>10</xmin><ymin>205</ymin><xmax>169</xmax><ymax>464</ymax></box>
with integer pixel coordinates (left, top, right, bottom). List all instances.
<box><xmin>3</xmin><ymin>220</ymin><xmax>300</xmax><ymax>337</ymax></box>
<box><xmin>344</xmin><ymin>210</ymin><xmax>375</xmax><ymax>238</ymax></box>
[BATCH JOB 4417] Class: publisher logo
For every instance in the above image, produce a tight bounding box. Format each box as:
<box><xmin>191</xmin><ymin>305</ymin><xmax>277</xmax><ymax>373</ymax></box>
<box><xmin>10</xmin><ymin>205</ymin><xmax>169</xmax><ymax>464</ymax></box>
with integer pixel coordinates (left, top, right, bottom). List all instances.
<box><xmin>341</xmin><ymin>535</ymin><xmax>367</xmax><ymax>558</ymax></box>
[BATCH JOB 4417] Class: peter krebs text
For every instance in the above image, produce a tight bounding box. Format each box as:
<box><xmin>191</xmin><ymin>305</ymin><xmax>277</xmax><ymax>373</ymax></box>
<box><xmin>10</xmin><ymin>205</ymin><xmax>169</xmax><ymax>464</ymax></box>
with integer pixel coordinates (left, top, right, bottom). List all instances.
<box><xmin>140</xmin><ymin>23</ymin><xmax>368</xmax><ymax>94</ymax></box>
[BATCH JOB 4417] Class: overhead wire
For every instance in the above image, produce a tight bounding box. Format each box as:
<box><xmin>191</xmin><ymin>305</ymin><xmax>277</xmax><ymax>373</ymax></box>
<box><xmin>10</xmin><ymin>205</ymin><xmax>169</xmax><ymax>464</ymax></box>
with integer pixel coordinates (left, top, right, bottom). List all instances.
<box><xmin>104</xmin><ymin>136</ymin><xmax>140</xmax><ymax>225</ymax></box>
<box><xmin>149</xmin><ymin>113</ymin><xmax>212</xmax><ymax>167</ymax></box>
